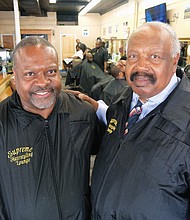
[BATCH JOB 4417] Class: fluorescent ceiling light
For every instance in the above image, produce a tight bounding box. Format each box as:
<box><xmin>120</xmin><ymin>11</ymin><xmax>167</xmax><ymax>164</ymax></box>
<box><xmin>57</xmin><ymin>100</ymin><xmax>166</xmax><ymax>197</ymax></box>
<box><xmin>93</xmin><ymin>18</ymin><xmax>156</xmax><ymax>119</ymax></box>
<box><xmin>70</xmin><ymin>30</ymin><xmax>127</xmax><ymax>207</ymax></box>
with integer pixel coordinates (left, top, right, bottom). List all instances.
<box><xmin>49</xmin><ymin>0</ymin><xmax>56</xmax><ymax>3</ymax></box>
<box><xmin>79</xmin><ymin>0</ymin><xmax>101</xmax><ymax>16</ymax></box>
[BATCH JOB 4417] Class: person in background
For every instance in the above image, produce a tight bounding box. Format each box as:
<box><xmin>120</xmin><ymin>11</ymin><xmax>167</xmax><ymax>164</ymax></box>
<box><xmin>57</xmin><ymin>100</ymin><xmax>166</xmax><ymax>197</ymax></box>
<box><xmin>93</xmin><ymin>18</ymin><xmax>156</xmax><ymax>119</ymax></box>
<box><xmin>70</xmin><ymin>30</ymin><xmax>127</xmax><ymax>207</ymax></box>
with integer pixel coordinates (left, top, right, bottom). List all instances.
<box><xmin>91</xmin><ymin>39</ymin><xmax>108</xmax><ymax>73</ymax></box>
<box><xmin>83</xmin><ymin>47</ymin><xmax>91</xmax><ymax>60</ymax></box>
<box><xmin>100</xmin><ymin>58</ymin><xmax>128</xmax><ymax>105</ymax></box>
<box><xmin>64</xmin><ymin>44</ymin><xmax>84</xmax><ymax>86</ymax></box>
<box><xmin>90</xmin><ymin>74</ymin><xmax>114</xmax><ymax>101</ymax></box>
<box><xmin>62</xmin><ymin>44</ymin><xmax>83</xmax><ymax>73</ymax></box>
<box><xmin>96</xmin><ymin>37</ymin><xmax>102</xmax><ymax>41</ymax></box>
<box><xmin>72</xmin><ymin>44</ymin><xmax>84</xmax><ymax>60</ymax></box>
<box><xmin>76</xmin><ymin>39</ymin><xmax>87</xmax><ymax>53</ymax></box>
<box><xmin>84</xmin><ymin>21</ymin><xmax>190</xmax><ymax>219</ymax></box>
<box><xmin>0</xmin><ymin>36</ymin><xmax>98</xmax><ymax>220</ymax></box>
<box><xmin>79</xmin><ymin>52</ymin><xmax>106</xmax><ymax>96</ymax></box>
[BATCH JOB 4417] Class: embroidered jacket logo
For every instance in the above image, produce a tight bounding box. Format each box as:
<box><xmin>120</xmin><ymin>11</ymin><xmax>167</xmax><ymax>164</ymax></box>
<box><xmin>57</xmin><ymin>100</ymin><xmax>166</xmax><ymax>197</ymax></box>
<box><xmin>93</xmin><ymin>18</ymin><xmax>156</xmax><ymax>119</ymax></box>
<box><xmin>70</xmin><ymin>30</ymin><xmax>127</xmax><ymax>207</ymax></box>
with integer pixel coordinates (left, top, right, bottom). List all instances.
<box><xmin>7</xmin><ymin>146</ymin><xmax>33</xmax><ymax>166</ymax></box>
<box><xmin>107</xmin><ymin>118</ymin><xmax>118</xmax><ymax>134</ymax></box>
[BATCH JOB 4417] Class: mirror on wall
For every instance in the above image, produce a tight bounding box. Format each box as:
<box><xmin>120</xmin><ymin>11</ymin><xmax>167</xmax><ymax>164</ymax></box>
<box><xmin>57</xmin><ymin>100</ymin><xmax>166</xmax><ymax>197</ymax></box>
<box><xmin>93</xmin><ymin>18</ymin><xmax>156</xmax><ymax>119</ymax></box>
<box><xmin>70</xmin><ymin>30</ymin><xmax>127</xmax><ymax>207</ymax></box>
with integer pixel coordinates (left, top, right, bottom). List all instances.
<box><xmin>105</xmin><ymin>38</ymin><xmax>127</xmax><ymax>61</ymax></box>
<box><xmin>179</xmin><ymin>38</ymin><xmax>190</xmax><ymax>67</ymax></box>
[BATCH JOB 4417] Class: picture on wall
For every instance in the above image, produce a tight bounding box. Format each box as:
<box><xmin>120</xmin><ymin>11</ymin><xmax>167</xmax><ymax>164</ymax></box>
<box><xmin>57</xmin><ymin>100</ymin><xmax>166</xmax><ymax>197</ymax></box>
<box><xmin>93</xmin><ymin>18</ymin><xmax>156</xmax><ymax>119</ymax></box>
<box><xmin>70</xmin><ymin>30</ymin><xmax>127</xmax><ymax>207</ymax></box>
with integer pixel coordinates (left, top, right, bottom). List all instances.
<box><xmin>108</xmin><ymin>25</ymin><xmax>112</xmax><ymax>34</ymax></box>
<box><xmin>123</xmin><ymin>21</ymin><xmax>130</xmax><ymax>39</ymax></box>
<box><xmin>115</xmin><ymin>23</ymin><xmax>119</xmax><ymax>33</ymax></box>
<box><xmin>103</xmin><ymin>27</ymin><xmax>106</xmax><ymax>36</ymax></box>
<box><xmin>184</xmin><ymin>7</ymin><xmax>190</xmax><ymax>19</ymax></box>
<box><xmin>82</xmin><ymin>27</ymin><xmax>89</xmax><ymax>36</ymax></box>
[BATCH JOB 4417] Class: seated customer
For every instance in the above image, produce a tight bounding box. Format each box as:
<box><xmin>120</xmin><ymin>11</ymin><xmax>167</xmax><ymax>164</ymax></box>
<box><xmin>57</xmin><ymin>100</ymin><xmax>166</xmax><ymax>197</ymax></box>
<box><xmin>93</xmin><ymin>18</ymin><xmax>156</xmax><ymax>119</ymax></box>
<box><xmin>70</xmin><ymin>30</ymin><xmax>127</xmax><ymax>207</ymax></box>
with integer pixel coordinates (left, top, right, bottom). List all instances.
<box><xmin>64</xmin><ymin>45</ymin><xmax>85</xmax><ymax>86</ymax></box>
<box><xmin>79</xmin><ymin>53</ymin><xmax>106</xmax><ymax>96</ymax></box>
<box><xmin>76</xmin><ymin>39</ymin><xmax>87</xmax><ymax>53</ymax></box>
<box><xmin>72</xmin><ymin>44</ymin><xmax>84</xmax><ymax>60</ymax></box>
<box><xmin>63</xmin><ymin>44</ymin><xmax>84</xmax><ymax>72</ymax></box>
<box><xmin>91</xmin><ymin>74</ymin><xmax>114</xmax><ymax>101</ymax></box>
<box><xmin>100</xmin><ymin>60</ymin><xmax>128</xmax><ymax>105</ymax></box>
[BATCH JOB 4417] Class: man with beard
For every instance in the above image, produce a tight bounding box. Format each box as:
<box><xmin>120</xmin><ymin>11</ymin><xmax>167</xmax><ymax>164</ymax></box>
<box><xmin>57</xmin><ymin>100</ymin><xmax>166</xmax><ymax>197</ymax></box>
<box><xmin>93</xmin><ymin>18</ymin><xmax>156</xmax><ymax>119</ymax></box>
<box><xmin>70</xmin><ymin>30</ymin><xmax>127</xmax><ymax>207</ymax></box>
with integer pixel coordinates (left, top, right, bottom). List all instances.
<box><xmin>79</xmin><ymin>21</ymin><xmax>190</xmax><ymax>219</ymax></box>
<box><xmin>0</xmin><ymin>36</ymin><xmax>99</xmax><ymax>220</ymax></box>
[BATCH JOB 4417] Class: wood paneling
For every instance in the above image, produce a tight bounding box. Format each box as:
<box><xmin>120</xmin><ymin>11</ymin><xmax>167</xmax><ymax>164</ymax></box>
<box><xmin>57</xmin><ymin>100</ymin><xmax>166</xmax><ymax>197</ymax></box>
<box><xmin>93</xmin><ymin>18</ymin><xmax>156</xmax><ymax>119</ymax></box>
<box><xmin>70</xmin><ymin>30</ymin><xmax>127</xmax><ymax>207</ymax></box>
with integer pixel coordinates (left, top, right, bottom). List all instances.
<box><xmin>2</xmin><ymin>35</ymin><xmax>14</xmax><ymax>49</ymax></box>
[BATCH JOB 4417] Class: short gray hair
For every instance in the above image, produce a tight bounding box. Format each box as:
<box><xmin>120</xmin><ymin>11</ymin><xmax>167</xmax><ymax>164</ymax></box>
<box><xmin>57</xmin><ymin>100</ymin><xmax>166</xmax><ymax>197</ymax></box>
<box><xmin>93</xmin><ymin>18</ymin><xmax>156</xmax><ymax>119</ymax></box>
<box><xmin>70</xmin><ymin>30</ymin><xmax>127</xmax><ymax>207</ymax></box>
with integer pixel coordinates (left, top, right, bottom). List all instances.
<box><xmin>12</xmin><ymin>36</ymin><xmax>58</xmax><ymax>68</ymax></box>
<box><xmin>128</xmin><ymin>21</ymin><xmax>181</xmax><ymax>57</ymax></box>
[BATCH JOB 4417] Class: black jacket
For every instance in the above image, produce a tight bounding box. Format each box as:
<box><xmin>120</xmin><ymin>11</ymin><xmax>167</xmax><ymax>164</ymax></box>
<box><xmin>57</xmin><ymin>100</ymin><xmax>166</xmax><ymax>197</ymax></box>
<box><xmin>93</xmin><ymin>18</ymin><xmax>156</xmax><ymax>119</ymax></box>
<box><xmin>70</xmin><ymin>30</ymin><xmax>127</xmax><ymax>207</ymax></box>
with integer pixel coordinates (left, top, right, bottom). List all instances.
<box><xmin>0</xmin><ymin>91</ymin><xmax>97</xmax><ymax>220</ymax></box>
<box><xmin>91</xmin><ymin>47</ymin><xmax>108</xmax><ymax>71</ymax></box>
<box><xmin>100</xmin><ymin>79</ymin><xmax>128</xmax><ymax>105</ymax></box>
<box><xmin>79</xmin><ymin>61</ymin><xmax>105</xmax><ymax>96</ymax></box>
<box><xmin>91</xmin><ymin>75</ymin><xmax>190</xmax><ymax>220</ymax></box>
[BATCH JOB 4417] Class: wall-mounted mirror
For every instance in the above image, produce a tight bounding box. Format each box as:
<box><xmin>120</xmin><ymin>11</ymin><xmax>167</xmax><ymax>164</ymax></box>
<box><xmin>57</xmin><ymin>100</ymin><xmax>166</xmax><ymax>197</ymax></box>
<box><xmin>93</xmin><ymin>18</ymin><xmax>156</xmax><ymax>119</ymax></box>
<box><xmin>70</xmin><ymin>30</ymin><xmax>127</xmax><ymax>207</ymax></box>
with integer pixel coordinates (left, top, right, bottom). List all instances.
<box><xmin>179</xmin><ymin>38</ymin><xmax>190</xmax><ymax>67</ymax></box>
<box><xmin>105</xmin><ymin>38</ymin><xmax>127</xmax><ymax>61</ymax></box>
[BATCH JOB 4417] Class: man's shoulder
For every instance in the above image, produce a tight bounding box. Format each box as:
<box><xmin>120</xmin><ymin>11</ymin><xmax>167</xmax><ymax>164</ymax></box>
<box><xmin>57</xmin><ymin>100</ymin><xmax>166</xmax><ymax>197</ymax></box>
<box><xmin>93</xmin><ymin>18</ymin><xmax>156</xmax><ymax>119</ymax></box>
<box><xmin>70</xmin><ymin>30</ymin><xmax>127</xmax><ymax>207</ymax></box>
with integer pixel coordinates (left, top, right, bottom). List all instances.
<box><xmin>162</xmin><ymin>76</ymin><xmax>190</xmax><ymax>118</ymax></box>
<box><xmin>111</xmin><ymin>86</ymin><xmax>131</xmax><ymax>104</ymax></box>
<box><xmin>91</xmin><ymin>48</ymin><xmax>96</xmax><ymax>53</ymax></box>
<box><xmin>0</xmin><ymin>95</ymin><xmax>12</xmax><ymax>112</ymax></box>
<box><xmin>60</xmin><ymin>91</ymin><xmax>96</xmax><ymax>115</ymax></box>
<box><xmin>0</xmin><ymin>95</ymin><xmax>13</xmax><ymax>126</ymax></box>
<box><xmin>106</xmin><ymin>87</ymin><xmax>131</xmax><ymax>116</ymax></box>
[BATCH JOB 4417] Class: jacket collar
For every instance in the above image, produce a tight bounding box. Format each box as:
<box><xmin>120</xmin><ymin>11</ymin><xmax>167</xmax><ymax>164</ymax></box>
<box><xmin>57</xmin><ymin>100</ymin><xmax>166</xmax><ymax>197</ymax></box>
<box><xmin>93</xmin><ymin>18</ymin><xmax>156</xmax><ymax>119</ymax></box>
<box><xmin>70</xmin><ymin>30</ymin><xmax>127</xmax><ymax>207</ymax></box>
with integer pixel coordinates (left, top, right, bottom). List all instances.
<box><xmin>115</xmin><ymin>75</ymin><xmax>190</xmax><ymax>132</ymax></box>
<box><xmin>161</xmin><ymin>75</ymin><xmax>190</xmax><ymax>132</ymax></box>
<box><xmin>9</xmin><ymin>91</ymin><xmax>70</xmax><ymax>129</ymax></box>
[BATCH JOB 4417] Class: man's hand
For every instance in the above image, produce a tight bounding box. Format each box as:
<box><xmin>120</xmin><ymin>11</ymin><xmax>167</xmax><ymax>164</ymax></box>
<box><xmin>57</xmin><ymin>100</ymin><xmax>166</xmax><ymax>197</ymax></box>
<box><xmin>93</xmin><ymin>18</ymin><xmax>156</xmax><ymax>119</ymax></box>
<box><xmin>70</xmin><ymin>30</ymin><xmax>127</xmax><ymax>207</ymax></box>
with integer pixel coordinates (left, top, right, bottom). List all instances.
<box><xmin>64</xmin><ymin>89</ymin><xmax>98</xmax><ymax>110</ymax></box>
<box><xmin>64</xmin><ymin>89</ymin><xmax>81</xmax><ymax>96</ymax></box>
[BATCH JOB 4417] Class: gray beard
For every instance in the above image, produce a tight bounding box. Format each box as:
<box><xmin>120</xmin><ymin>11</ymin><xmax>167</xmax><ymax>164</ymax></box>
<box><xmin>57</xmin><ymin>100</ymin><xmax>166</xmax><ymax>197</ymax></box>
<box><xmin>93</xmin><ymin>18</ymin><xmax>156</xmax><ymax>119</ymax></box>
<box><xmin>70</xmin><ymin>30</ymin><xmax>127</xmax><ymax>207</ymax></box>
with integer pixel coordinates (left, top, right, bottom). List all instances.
<box><xmin>30</xmin><ymin>93</ymin><xmax>56</xmax><ymax>109</ymax></box>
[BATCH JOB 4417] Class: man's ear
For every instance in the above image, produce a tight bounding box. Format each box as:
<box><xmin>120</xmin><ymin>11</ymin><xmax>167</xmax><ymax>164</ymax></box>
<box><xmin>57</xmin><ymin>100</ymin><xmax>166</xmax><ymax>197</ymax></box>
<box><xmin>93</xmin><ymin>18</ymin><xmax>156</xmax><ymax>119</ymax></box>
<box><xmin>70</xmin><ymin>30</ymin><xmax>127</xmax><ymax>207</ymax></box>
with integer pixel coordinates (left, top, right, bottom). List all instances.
<box><xmin>173</xmin><ymin>53</ymin><xmax>180</xmax><ymax>73</ymax></box>
<box><xmin>12</xmin><ymin>67</ymin><xmax>18</xmax><ymax>78</ymax></box>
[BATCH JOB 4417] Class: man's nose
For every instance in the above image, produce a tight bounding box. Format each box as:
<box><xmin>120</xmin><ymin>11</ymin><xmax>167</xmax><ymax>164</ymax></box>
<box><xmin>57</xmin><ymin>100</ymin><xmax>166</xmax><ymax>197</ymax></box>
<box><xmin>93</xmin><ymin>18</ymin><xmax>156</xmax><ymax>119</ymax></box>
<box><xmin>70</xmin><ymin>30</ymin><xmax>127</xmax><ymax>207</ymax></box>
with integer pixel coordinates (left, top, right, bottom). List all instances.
<box><xmin>135</xmin><ymin>56</ymin><xmax>150</xmax><ymax>71</ymax></box>
<box><xmin>35</xmin><ymin>72</ymin><xmax>50</xmax><ymax>85</ymax></box>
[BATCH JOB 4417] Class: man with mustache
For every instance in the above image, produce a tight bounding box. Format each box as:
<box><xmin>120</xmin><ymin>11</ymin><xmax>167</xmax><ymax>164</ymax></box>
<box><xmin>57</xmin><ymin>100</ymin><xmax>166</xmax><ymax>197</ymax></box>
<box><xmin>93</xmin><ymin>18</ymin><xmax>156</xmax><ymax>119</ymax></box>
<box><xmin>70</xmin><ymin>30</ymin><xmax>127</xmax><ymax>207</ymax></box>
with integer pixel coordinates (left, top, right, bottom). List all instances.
<box><xmin>88</xmin><ymin>21</ymin><xmax>190</xmax><ymax>219</ymax></box>
<box><xmin>130</xmin><ymin>71</ymin><xmax>156</xmax><ymax>84</ymax></box>
<box><xmin>0</xmin><ymin>36</ymin><xmax>99</xmax><ymax>220</ymax></box>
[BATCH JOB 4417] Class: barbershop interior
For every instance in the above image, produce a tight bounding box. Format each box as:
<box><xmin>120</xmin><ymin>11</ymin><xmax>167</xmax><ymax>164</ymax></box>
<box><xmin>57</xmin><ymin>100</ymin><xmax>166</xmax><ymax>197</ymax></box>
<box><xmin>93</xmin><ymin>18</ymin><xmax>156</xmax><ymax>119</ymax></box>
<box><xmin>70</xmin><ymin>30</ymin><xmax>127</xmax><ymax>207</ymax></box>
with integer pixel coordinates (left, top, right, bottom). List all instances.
<box><xmin>0</xmin><ymin>0</ymin><xmax>190</xmax><ymax>102</ymax></box>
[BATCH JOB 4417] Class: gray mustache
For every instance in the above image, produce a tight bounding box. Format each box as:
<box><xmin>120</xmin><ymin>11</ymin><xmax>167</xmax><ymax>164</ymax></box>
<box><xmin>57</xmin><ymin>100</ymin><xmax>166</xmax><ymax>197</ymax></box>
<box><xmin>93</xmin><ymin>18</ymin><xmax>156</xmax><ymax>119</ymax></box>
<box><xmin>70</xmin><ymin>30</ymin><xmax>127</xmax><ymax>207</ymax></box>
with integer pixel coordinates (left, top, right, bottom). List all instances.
<box><xmin>130</xmin><ymin>72</ymin><xmax>156</xmax><ymax>84</ymax></box>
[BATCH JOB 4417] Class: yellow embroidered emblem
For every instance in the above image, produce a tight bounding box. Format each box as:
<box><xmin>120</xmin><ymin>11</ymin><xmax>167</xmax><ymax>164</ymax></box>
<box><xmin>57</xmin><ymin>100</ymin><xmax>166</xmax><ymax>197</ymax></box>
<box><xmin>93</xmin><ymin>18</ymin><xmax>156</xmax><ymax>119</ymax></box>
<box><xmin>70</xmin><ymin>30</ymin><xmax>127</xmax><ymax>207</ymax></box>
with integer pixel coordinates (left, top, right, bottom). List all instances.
<box><xmin>7</xmin><ymin>146</ymin><xmax>33</xmax><ymax>166</ymax></box>
<box><xmin>107</xmin><ymin>118</ymin><xmax>118</xmax><ymax>134</ymax></box>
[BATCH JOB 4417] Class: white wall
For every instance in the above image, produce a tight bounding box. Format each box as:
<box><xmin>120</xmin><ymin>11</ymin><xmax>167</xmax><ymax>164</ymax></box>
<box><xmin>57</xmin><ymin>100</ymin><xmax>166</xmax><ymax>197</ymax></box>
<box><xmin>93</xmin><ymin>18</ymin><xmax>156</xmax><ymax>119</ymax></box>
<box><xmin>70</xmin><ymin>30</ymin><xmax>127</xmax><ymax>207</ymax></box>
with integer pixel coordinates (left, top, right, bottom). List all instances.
<box><xmin>0</xmin><ymin>0</ymin><xmax>190</xmax><ymax>68</ymax></box>
<box><xmin>98</xmin><ymin>0</ymin><xmax>190</xmax><ymax>39</ymax></box>
<box><xmin>78</xmin><ymin>13</ymin><xmax>101</xmax><ymax>48</ymax></box>
<box><xmin>99</xmin><ymin>1</ymin><xmax>136</xmax><ymax>40</ymax></box>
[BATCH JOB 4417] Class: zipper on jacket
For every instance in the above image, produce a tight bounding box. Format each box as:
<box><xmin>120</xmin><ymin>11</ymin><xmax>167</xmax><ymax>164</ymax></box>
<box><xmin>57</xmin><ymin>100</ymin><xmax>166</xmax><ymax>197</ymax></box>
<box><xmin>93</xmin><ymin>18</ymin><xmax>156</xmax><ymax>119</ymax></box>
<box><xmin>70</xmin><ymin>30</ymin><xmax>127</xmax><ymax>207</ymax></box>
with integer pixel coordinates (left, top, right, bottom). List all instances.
<box><xmin>44</xmin><ymin>119</ymin><xmax>63</xmax><ymax>220</ymax></box>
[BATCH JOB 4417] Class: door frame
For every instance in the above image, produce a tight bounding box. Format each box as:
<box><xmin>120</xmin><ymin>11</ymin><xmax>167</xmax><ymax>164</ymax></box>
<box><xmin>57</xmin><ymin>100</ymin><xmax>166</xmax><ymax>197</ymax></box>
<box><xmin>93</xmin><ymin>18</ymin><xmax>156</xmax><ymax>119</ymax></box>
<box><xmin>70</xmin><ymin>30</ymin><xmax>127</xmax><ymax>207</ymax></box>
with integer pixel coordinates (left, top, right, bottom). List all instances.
<box><xmin>1</xmin><ymin>34</ymin><xmax>15</xmax><ymax>49</ymax></box>
<box><xmin>60</xmin><ymin>34</ymin><xmax>76</xmax><ymax>69</ymax></box>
